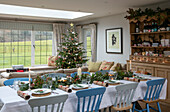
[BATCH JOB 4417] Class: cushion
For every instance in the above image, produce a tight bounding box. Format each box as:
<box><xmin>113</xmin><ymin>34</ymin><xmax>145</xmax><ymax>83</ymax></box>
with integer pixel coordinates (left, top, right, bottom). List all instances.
<box><xmin>110</xmin><ymin>63</ymin><xmax>121</xmax><ymax>71</ymax></box>
<box><xmin>88</xmin><ymin>61</ymin><xmax>102</xmax><ymax>72</ymax></box>
<box><xmin>81</xmin><ymin>66</ymin><xmax>88</xmax><ymax>72</ymax></box>
<box><xmin>0</xmin><ymin>72</ymin><xmax>10</xmax><ymax>78</ymax></box>
<box><xmin>64</xmin><ymin>68</ymin><xmax>77</xmax><ymax>73</ymax></box>
<box><xmin>48</xmin><ymin>56</ymin><xmax>58</xmax><ymax>67</ymax></box>
<box><xmin>99</xmin><ymin>61</ymin><xmax>114</xmax><ymax>70</ymax></box>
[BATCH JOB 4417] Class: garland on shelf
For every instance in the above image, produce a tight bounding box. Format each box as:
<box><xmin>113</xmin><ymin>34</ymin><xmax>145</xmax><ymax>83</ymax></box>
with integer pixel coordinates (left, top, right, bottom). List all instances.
<box><xmin>125</xmin><ymin>7</ymin><xmax>170</xmax><ymax>25</ymax></box>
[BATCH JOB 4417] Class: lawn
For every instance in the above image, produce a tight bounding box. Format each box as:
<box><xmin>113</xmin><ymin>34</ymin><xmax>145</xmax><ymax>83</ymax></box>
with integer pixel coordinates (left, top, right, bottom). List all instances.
<box><xmin>0</xmin><ymin>37</ymin><xmax>91</xmax><ymax>68</ymax></box>
<box><xmin>0</xmin><ymin>40</ymin><xmax>52</xmax><ymax>68</ymax></box>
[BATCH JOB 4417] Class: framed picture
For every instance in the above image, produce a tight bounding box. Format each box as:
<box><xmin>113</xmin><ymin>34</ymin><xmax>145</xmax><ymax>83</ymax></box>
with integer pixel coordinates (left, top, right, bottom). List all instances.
<box><xmin>106</xmin><ymin>27</ymin><xmax>123</xmax><ymax>54</ymax></box>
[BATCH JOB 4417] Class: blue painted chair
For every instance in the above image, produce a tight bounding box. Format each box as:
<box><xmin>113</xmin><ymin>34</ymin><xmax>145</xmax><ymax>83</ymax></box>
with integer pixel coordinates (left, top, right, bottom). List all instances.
<box><xmin>41</xmin><ymin>73</ymin><xmax>67</xmax><ymax>80</ymax></box>
<box><xmin>76</xmin><ymin>87</ymin><xmax>106</xmax><ymax>112</ymax></box>
<box><xmin>71</xmin><ymin>72</ymin><xmax>90</xmax><ymax>78</ymax></box>
<box><xmin>95</xmin><ymin>70</ymin><xmax>113</xmax><ymax>75</ymax></box>
<box><xmin>132</xmin><ymin>78</ymin><xmax>166</xmax><ymax>112</ymax></box>
<box><xmin>4</xmin><ymin>78</ymin><xmax>32</xmax><ymax>86</ymax></box>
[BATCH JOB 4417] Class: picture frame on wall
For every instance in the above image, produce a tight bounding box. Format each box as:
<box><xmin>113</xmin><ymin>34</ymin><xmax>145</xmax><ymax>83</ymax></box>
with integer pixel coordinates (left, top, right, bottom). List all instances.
<box><xmin>106</xmin><ymin>27</ymin><xmax>123</xmax><ymax>54</ymax></box>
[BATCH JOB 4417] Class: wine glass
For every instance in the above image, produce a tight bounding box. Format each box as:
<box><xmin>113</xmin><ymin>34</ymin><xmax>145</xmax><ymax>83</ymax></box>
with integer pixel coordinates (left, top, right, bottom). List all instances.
<box><xmin>48</xmin><ymin>80</ymin><xmax>53</xmax><ymax>91</ymax></box>
<box><xmin>86</xmin><ymin>75</ymin><xmax>91</xmax><ymax>87</ymax></box>
<box><xmin>13</xmin><ymin>79</ymin><xmax>19</xmax><ymax>90</ymax></box>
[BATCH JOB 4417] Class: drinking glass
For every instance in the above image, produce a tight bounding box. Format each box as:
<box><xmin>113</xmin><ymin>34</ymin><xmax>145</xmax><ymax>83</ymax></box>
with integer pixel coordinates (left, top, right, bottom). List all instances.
<box><xmin>13</xmin><ymin>79</ymin><xmax>19</xmax><ymax>90</ymax></box>
<box><xmin>48</xmin><ymin>80</ymin><xmax>53</xmax><ymax>90</ymax></box>
<box><xmin>42</xmin><ymin>84</ymin><xmax>49</xmax><ymax>89</ymax></box>
<box><xmin>86</xmin><ymin>75</ymin><xmax>91</xmax><ymax>87</ymax></box>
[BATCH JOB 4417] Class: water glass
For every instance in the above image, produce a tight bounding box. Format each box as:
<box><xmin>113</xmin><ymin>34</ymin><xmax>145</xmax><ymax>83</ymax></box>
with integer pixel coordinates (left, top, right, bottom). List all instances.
<box><xmin>42</xmin><ymin>84</ymin><xmax>49</xmax><ymax>89</ymax></box>
<box><xmin>13</xmin><ymin>79</ymin><xmax>19</xmax><ymax>90</ymax></box>
<box><xmin>81</xmin><ymin>79</ymin><xmax>87</xmax><ymax>84</ymax></box>
<box><xmin>86</xmin><ymin>75</ymin><xmax>91</xmax><ymax>87</ymax></box>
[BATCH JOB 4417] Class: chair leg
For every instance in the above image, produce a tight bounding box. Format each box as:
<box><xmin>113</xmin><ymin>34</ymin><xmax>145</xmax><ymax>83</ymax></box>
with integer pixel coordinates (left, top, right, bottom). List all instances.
<box><xmin>129</xmin><ymin>109</ymin><xmax>132</xmax><ymax>112</ymax></box>
<box><xmin>103</xmin><ymin>108</ymin><xmax>107</xmax><ymax>112</ymax></box>
<box><xmin>132</xmin><ymin>102</ymin><xmax>136</xmax><ymax>112</ymax></box>
<box><xmin>157</xmin><ymin>102</ymin><xmax>161</xmax><ymax>112</ymax></box>
<box><xmin>109</xmin><ymin>106</ymin><xmax>112</xmax><ymax>112</ymax></box>
<box><xmin>146</xmin><ymin>103</ymin><xmax>150</xmax><ymax>112</ymax></box>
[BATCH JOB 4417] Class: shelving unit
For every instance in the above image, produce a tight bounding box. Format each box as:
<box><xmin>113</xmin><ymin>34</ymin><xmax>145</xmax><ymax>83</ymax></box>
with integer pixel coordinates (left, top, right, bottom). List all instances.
<box><xmin>130</xmin><ymin>21</ymin><xmax>170</xmax><ymax>60</ymax></box>
<box><xmin>127</xmin><ymin>14</ymin><xmax>170</xmax><ymax>103</ymax></box>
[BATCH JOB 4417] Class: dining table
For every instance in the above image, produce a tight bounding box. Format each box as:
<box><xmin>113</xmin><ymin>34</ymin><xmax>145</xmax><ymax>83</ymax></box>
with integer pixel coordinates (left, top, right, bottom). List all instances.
<box><xmin>0</xmin><ymin>75</ymin><xmax>167</xmax><ymax>112</ymax></box>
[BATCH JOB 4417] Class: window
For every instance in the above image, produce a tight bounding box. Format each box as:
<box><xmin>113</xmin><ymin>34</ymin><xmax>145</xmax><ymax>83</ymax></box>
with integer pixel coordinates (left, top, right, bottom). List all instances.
<box><xmin>0</xmin><ymin>22</ymin><xmax>53</xmax><ymax>69</ymax></box>
<box><xmin>83</xmin><ymin>29</ymin><xmax>92</xmax><ymax>63</ymax></box>
<box><xmin>34</xmin><ymin>31</ymin><xmax>52</xmax><ymax>65</ymax></box>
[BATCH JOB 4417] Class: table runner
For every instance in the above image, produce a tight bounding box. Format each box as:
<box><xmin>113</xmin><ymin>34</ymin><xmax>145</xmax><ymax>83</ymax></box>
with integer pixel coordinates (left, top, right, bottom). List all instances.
<box><xmin>0</xmin><ymin>76</ymin><xmax>167</xmax><ymax>112</ymax></box>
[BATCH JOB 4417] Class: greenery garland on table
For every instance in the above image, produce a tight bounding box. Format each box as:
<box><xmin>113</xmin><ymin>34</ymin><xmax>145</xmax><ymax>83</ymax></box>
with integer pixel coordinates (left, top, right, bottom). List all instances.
<box><xmin>19</xmin><ymin>70</ymin><xmax>133</xmax><ymax>91</ymax></box>
<box><xmin>90</xmin><ymin>72</ymin><xmax>109</xmax><ymax>83</ymax></box>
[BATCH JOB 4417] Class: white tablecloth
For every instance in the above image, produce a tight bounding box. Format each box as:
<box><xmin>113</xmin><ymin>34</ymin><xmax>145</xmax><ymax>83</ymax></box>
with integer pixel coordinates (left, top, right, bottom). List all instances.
<box><xmin>0</xmin><ymin>77</ymin><xmax>167</xmax><ymax>112</ymax></box>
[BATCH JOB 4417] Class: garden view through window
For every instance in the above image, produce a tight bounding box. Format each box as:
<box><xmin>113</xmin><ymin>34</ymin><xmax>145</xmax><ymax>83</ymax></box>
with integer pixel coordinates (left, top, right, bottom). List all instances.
<box><xmin>0</xmin><ymin>29</ymin><xmax>53</xmax><ymax>68</ymax></box>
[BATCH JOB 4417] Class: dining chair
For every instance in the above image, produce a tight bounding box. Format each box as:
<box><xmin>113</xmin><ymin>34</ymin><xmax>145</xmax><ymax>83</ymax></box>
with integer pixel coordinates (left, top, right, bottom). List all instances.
<box><xmin>0</xmin><ymin>99</ymin><xmax>3</xmax><ymax>111</ymax></box>
<box><xmin>110</xmin><ymin>82</ymin><xmax>138</xmax><ymax>112</ymax></box>
<box><xmin>132</xmin><ymin>78</ymin><xmax>166</xmax><ymax>112</ymax></box>
<box><xmin>95</xmin><ymin>70</ymin><xmax>113</xmax><ymax>75</ymax></box>
<box><xmin>76</xmin><ymin>87</ymin><xmax>106</xmax><ymax>112</ymax></box>
<box><xmin>71</xmin><ymin>72</ymin><xmax>90</xmax><ymax>78</ymax></box>
<box><xmin>3</xmin><ymin>78</ymin><xmax>32</xmax><ymax>86</ymax></box>
<box><xmin>28</xmin><ymin>94</ymin><xmax>68</xmax><ymax>112</ymax></box>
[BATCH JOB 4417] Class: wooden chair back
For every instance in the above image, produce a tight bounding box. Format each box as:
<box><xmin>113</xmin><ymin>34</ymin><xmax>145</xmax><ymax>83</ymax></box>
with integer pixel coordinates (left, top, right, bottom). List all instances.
<box><xmin>113</xmin><ymin>83</ymin><xmax>138</xmax><ymax>110</ymax></box>
<box><xmin>28</xmin><ymin>94</ymin><xmax>68</xmax><ymax>112</ymax></box>
<box><xmin>144</xmin><ymin>78</ymin><xmax>165</xmax><ymax>101</ymax></box>
<box><xmin>76</xmin><ymin>87</ymin><xmax>106</xmax><ymax>112</ymax></box>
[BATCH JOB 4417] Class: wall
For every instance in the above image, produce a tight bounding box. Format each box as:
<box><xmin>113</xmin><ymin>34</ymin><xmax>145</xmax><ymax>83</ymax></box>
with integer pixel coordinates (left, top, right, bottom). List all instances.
<box><xmin>76</xmin><ymin>13</ymin><xmax>130</xmax><ymax>64</ymax></box>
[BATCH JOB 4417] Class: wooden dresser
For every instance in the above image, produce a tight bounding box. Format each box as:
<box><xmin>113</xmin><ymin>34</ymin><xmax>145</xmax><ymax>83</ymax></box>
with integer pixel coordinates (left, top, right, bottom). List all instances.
<box><xmin>127</xmin><ymin>60</ymin><xmax>170</xmax><ymax>103</ymax></box>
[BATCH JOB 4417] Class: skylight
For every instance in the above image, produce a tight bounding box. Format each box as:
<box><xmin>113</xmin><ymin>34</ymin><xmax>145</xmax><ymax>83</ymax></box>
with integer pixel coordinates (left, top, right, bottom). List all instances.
<box><xmin>0</xmin><ymin>4</ymin><xmax>93</xmax><ymax>19</ymax></box>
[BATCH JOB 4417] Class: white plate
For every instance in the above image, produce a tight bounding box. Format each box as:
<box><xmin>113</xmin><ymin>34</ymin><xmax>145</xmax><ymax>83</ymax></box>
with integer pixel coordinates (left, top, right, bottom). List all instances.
<box><xmin>72</xmin><ymin>84</ymin><xmax>89</xmax><ymax>89</ymax></box>
<box><xmin>31</xmin><ymin>88</ymin><xmax>51</xmax><ymax>94</ymax></box>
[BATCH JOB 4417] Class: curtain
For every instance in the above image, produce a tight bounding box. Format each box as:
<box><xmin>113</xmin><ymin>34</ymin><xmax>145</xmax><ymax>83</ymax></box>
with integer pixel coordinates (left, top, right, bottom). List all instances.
<box><xmin>52</xmin><ymin>23</ymin><xmax>66</xmax><ymax>56</ymax></box>
<box><xmin>76</xmin><ymin>23</ymin><xmax>97</xmax><ymax>62</ymax></box>
<box><xmin>76</xmin><ymin>25</ymin><xmax>83</xmax><ymax>43</ymax></box>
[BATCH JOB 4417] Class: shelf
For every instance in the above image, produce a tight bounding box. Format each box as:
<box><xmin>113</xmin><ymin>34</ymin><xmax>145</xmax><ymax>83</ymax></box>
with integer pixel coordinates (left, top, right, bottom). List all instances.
<box><xmin>130</xmin><ymin>55</ymin><xmax>170</xmax><ymax>58</ymax></box>
<box><xmin>131</xmin><ymin>46</ymin><xmax>170</xmax><ymax>48</ymax></box>
<box><xmin>131</xmin><ymin>31</ymin><xmax>170</xmax><ymax>35</ymax></box>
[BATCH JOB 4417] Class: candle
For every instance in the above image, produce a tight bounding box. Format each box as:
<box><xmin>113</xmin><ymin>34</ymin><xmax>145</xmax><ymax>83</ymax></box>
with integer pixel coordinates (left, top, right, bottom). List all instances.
<box><xmin>130</xmin><ymin>60</ymin><xmax>132</xmax><ymax>70</ymax></box>
<box><xmin>28</xmin><ymin>68</ymin><xmax>31</xmax><ymax>91</ymax></box>
<box><xmin>77</xmin><ymin>67</ymin><xmax>82</xmax><ymax>76</ymax></box>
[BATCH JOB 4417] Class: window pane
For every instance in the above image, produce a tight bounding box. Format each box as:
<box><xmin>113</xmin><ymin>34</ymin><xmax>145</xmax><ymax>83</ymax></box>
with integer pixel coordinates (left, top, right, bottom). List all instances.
<box><xmin>34</xmin><ymin>31</ymin><xmax>52</xmax><ymax>65</ymax></box>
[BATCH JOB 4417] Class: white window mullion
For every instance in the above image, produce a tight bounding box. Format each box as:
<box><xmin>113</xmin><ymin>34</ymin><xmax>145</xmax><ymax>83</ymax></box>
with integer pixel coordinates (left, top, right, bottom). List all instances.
<box><xmin>31</xmin><ymin>31</ymin><xmax>35</xmax><ymax>66</ymax></box>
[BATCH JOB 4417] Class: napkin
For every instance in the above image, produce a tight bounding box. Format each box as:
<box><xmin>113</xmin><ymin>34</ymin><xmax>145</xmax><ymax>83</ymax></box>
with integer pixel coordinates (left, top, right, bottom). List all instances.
<box><xmin>124</xmin><ymin>77</ymin><xmax>140</xmax><ymax>82</ymax></box>
<box><xmin>93</xmin><ymin>81</ymin><xmax>108</xmax><ymax>87</ymax></box>
<box><xmin>58</xmin><ymin>85</ymin><xmax>72</xmax><ymax>93</ymax></box>
<box><xmin>17</xmin><ymin>90</ymin><xmax>30</xmax><ymax>100</ymax></box>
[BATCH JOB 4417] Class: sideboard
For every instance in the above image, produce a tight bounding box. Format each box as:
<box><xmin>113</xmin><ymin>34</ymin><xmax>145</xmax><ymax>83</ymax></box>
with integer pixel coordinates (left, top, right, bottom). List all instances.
<box><xmin>127</xmin><ymin>60</ymin><xmax>170</xmax><ymax>103</ymax></box>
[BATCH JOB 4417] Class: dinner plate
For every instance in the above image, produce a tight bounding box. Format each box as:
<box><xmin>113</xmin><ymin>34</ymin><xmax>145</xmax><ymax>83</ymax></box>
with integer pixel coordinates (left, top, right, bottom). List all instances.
<box><xmin>72</xmin><ymin>84</ymin><xmax>89</xmax><ymax>89</ymax></box>
<box><xmin>31</xmin><ymin>88</ymin><xmax>51</xmax><ymax>95</ymax></box>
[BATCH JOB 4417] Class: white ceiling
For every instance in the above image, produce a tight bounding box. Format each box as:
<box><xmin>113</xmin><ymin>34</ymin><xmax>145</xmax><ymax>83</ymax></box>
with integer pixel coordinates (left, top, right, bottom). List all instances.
<box><xmin>0</xmin><ymin>0</ymin><xmax>169</xmax><ymax>22</ymax></box>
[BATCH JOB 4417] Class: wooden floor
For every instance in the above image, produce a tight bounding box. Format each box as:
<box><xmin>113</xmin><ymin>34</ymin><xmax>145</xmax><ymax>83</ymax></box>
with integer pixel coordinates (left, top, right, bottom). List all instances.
<box><xmin>101</xmin><ymin>101</ymin><xmax>170</xmax><ymax>112</ymax></box>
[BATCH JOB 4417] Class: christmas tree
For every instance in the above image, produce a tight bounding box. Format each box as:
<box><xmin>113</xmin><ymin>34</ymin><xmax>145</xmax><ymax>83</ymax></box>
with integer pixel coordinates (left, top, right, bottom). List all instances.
<box><xmin>56</xmin><ymin>23</ymin><xmax>88</xmax><ymax>69</ymax></box>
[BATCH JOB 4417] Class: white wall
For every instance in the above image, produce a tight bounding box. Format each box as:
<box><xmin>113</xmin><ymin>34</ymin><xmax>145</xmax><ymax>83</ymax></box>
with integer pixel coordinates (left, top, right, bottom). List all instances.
<box><xmin>76</xmin><ymin>13</ymin><xmax>130</xmax><ymax>63</ymax></box>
